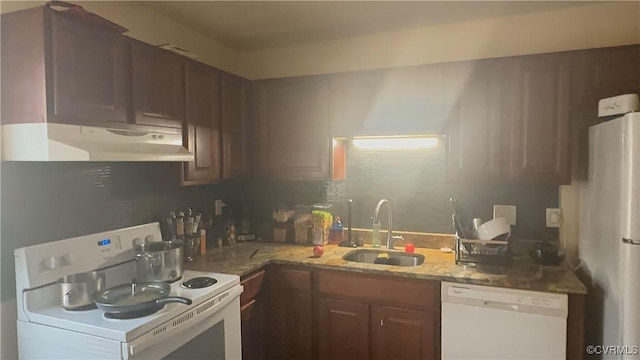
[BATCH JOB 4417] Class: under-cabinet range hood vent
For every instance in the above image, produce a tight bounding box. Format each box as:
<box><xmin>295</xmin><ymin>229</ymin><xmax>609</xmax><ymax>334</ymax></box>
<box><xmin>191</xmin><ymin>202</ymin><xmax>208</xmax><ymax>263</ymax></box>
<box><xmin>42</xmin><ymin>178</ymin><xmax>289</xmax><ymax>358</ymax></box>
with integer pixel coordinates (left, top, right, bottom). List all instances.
<box><xmin>1</xmin><ymin>123</ymin><xmax>194</xmax><ymax>162</ymax></box>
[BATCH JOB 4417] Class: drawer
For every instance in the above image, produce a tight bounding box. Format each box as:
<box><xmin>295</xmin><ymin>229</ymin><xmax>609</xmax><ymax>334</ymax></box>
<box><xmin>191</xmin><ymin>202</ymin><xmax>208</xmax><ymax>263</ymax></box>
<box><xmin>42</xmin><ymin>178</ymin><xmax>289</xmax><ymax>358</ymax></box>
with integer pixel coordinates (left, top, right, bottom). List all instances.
<box><xmin>316</xmin><ymin>270</ymin><xmax>438</xmax><ymax>310</ymax></box>
<box><xmin>241</xmin><ymin>270</ymin><xmax>266</xmax><ymax>306</ymax></box>
<box><xmin>240</xmin><ymin>299</ymin><xmax>257</xmax><ymax>322</ymax></box>
<box><xmin>270</xmin><ymin>267</ymin><xmax>311</xmax><ymax>291</ymax></box>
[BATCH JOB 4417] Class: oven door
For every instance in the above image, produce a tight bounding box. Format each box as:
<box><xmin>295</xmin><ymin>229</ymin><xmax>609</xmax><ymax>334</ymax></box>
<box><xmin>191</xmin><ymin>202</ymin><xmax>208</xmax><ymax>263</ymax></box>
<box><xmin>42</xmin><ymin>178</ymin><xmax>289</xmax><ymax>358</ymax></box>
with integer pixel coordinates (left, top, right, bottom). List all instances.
<box><xmin>125</xmin><ymin>285</ymin><xmax>242</xmax><ymax>360</ymax></box>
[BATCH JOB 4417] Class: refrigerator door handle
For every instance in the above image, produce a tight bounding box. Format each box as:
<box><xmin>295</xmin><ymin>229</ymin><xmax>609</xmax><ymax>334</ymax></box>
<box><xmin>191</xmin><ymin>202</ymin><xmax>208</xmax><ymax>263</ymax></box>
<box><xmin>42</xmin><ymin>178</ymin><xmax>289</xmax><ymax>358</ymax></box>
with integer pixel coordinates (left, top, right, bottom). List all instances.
<box><xmin>622</xmin><ymin>238</ymin><xmax>640</xmax><ymax>245</ymax></box>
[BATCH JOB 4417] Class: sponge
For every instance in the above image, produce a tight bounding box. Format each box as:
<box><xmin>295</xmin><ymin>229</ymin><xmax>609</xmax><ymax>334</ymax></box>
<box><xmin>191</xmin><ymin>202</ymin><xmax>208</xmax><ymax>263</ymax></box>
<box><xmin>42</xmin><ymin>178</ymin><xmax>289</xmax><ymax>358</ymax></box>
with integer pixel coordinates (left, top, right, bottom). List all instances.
<box><xmin>374</xmin><ymin>253</ymin><xmax>398</xmax><ymax>265</ymax></box>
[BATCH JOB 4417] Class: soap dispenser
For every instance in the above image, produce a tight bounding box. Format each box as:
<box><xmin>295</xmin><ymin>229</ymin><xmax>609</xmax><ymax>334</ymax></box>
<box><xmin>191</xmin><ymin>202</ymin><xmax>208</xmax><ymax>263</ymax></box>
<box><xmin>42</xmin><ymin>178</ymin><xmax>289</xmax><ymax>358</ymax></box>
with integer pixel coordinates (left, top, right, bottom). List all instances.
<box><xmin>372</xmin><ymin>221</ymin><xmax>382</xmax><ymax>248</ymax></box>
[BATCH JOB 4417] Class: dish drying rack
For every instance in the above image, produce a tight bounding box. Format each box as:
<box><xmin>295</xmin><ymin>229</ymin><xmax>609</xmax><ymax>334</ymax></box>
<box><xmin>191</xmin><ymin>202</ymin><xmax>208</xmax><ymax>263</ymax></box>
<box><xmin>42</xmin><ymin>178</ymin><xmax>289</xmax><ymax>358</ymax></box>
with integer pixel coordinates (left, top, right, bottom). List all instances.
<box><xmin>454</xmin><ymin>236</ymin><xmax>513</xmax><ymax>266</ymax></box>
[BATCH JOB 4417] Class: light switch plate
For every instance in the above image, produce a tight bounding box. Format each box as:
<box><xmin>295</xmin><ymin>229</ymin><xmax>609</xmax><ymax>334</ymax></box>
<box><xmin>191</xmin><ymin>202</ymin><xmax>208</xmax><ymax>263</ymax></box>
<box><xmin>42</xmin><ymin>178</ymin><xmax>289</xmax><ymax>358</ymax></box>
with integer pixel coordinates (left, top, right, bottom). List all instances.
<box><xmin>493</xmin><ymin>205</ymin><xmax>517</xmax><ymax>225</ymax></box>
<box><xmin>546</xmin><ymin>208</ymin><xmax>562</xmax><ymax>228</ymax></box>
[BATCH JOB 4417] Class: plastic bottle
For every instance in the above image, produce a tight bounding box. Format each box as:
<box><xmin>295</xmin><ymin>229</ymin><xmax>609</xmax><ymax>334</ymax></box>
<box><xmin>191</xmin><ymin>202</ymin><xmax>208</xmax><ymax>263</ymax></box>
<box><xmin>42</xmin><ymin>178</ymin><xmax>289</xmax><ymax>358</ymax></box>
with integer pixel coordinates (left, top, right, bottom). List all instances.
<box><xmin>372</xmin><ymin>222</ymin><xmax>382</xmax><ymax>248</ymax></box>
<box><xmin>329</xmin><ymin>217</ymin><xmax>344</xmax><ymax>244</ymax></box>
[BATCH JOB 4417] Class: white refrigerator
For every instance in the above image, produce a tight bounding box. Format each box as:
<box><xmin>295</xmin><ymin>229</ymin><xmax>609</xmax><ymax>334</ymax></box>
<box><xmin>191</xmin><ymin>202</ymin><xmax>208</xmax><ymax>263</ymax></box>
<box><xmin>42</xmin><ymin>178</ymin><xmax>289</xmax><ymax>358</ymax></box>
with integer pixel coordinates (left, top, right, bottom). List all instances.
<box><xmin>579</xmin><ymin>109</ymin><xmax>640</xmax><ymax>358</ymax></box>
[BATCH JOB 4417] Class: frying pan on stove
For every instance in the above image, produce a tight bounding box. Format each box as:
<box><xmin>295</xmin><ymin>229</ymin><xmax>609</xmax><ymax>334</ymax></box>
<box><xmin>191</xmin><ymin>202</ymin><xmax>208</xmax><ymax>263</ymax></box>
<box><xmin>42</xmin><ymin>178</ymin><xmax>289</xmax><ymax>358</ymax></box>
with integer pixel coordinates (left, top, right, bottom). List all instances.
<box><xmin>93</xmin><ymin>281</ymin><xmax>192</xmax><ymax>316</ymax></box>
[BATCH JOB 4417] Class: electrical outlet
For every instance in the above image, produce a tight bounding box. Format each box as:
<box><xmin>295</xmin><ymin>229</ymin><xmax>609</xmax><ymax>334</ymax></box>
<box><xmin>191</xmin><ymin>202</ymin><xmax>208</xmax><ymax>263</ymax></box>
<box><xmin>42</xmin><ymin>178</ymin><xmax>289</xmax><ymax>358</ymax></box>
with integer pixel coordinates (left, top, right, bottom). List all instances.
<box><xmin>215</xmin><ymin>200</ymin><xmax>225</xmax><ymax>216</ymax></box>
<box><xmin>493</xmin><ymin>205</ymin><xmax>517</xmax><ymax>226</ymax></box>
<box><xmin>546</xmin><ymin>208</ymin><xmax>562</xmax><ymax>228</ymax></box>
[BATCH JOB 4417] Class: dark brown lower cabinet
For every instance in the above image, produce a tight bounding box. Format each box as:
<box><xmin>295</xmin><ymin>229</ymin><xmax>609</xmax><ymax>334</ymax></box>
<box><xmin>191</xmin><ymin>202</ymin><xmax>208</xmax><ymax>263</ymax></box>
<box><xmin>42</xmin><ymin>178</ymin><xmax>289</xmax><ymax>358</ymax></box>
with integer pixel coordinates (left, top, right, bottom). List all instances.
<box><xmin>270</xmin><ymin>290</ymin><xmax>313</xmax><ymax>359</ymax></box>
<box><xmin>315</xmin><ymin>269</ymin><xmax>440</xmax><ymax>360</ymax></box>
<box><xmin>241</xmin><ymin>299</ymin><xmax>264</xmax><ymax>360</ymax></box>
<box><xmin>371</xmin><ymin>305</ymin><xmax>436</xmax><ymax>360</ymax></box>
<box><xmin>318</xmin><ymin>297</ymin><xmax>370</xmax><ymax>360</ymax></box>
<box><xmin>240</xmin><ymin>270</ymin><xmax>266</xmax><ymax>360</ymax></box>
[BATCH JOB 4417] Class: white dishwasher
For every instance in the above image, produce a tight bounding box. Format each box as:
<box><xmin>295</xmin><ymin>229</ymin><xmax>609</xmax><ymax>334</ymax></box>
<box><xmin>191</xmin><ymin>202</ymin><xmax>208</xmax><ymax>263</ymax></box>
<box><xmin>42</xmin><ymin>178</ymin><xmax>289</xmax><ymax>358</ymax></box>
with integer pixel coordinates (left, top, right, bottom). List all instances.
<box><xmin>441</xmin><ymin>282</ymin><xmax>568</xmax><ymax>360</ymax></box>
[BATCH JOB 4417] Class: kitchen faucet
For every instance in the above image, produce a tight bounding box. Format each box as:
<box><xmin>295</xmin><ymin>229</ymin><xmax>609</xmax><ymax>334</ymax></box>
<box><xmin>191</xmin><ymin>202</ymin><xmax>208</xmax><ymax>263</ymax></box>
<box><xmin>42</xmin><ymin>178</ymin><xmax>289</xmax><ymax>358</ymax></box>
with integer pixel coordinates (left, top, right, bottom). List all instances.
<box><xmin>372</xmin><ymin>199</ymin><xmax>403</xmax><ymax>250</ymax></box>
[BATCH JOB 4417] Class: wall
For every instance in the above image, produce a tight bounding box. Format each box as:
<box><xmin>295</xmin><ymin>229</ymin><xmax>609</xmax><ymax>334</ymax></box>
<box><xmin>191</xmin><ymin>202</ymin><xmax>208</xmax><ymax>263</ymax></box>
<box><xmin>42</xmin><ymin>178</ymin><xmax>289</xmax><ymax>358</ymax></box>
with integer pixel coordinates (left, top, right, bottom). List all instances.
<box><xmin>238</xmin><ymin>2</ymin><xmax>640</xmax><ymax>79</ymax></box>
<box><xmin>0</xmin><ymin>1</ymin><xmax>241</xmax><ymax>75</ymax></box>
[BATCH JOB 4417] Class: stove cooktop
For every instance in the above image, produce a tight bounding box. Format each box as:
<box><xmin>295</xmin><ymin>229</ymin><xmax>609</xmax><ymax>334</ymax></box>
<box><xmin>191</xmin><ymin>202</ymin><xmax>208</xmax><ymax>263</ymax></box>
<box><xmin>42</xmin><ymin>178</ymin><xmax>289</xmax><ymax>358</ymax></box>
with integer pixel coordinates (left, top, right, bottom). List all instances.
<box><xmin>24</xmin><ymin>270</ymin><xmax>240</xmax><ymax>342</ymax></box>
<box><xmin>181</xmin><ymin>276</ymin><xmax>217</xmax><ymax>289</ymax></box>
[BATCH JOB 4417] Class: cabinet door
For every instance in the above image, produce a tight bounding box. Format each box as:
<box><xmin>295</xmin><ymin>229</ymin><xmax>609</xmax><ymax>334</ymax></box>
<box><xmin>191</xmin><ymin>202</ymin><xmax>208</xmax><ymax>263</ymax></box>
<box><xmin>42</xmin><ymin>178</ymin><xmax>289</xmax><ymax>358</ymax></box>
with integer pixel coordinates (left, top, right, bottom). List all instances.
<box><xmin>221</xmin><ymin>74</ymin><xmax>250</xmax><ymax>179</ymax></box>
<box><xmin>49</xmin><ymin>12</ymin><xmax>128</xmax><ymax>125</ymax></box>
<box><xmin>256</xmin><ymin>77</ymin><xmax>331</xmax><ymax>179</ymax></box>
<box><xmin>330</xmin><ymin>71</ymin><xmax>383</xmax><ymax>137</ymax></box>
<box><xmin>506</xmin><ymin>54</ymin><xmax>571</xmax><ymax>184</ymax></box>
<box><xmin>445</xmin><ymin>60</ymin><xmax>504</xmax><ymax>180</ymax></box>
<box><xmin>241</xmin><ymin>298</ymin><xmax>265</xmax><ymax>360</ymax></box>
<box><xmin>131</xmin><ymin>41</ymin><xmax>184</xmax><ymax>128</ymax></box>
<box><xmin>573</xmin><ymin>45</ymin><xmax>640</xmax><ymax>112</ymax></box>
<box><xmin>270</xmin><ymin>290</ymin><xmax>313</xmax><ymax>359</ymax></box>
<box><xmin>182</xmin><ymin>62</ymin><xmax>221</xmax><ymax>185</ymax></box>
<box><xmin>370</xmin><ymin>64</ymin><xmax>446</xmax><ymax>136</ymax></box>
<box><xmin>371</xmin><ymin>305</ymin><xmax>437</xmax><ymax>360</ymax></box>
<box><xmin>318</xmin><ymin>297</ymin><xmax>370</xmax><ymax>360</ymax></box>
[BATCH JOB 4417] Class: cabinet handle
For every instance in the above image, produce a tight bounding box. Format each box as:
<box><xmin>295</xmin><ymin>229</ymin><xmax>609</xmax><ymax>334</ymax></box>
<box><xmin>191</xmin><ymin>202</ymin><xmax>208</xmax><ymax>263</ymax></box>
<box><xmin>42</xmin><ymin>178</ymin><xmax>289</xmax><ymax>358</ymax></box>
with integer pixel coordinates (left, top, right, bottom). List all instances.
<box><xmin>380</xmin><ymin>319</ymin><xmax>384</xmax><ymax>327</ymax></box>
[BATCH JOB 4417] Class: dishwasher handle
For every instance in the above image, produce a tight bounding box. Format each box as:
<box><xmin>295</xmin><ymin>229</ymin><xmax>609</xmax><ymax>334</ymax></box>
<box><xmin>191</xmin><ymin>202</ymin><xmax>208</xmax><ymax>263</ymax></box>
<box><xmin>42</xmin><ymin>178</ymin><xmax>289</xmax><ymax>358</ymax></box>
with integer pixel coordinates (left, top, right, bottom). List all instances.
<box><xmin>483</xmin><ymin>300</ymin><xmax>519</xmax><ymax>312</ymax></box>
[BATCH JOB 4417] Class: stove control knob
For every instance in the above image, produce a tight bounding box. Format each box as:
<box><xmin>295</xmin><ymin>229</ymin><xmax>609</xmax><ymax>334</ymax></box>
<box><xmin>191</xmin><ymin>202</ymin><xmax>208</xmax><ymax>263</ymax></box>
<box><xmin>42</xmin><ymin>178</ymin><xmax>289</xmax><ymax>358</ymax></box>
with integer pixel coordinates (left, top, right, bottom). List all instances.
<box><xmin>43</xmin><ymin>256</ymin><xmax>57</xmax><ymax>270</ymax></box>
<box><xmin>62</xmin><ymin>253</ymin><xmax>75</xmax><ymax>266</ymax></box>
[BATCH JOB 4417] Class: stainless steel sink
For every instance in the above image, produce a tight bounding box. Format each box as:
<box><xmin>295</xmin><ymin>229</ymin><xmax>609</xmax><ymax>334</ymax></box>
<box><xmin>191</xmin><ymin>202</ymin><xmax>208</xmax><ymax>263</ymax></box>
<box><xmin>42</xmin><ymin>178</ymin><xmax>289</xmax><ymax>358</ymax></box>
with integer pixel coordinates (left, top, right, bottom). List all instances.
<box><xmin>342</xmin><ymin>249</ymin><xmax>425</xmax><ymax>267</ymax></box>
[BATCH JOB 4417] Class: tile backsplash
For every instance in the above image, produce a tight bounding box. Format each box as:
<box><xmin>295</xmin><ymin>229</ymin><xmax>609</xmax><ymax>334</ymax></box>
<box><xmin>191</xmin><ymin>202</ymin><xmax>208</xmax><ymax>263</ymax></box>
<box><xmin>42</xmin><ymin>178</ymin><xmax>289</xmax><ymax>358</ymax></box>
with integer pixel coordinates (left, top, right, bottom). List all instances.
<box><xmin>1</xmin><ymin>145</ymin><xmax>559</xmax><ymax>299</ymax></box>
<box><xmin>0</xmin><ymin>162</ymin><xmax>244</xmax><ymax>300</ymax></box>
<box><xmin>327</xmin><ymin>144</ymin><xmax>559</xmax><ymax>240</ymax></box>
<box><xmin>252</xmin><ymin>142</ymin><xmax>560</xmax><ymax>242</ymax></box>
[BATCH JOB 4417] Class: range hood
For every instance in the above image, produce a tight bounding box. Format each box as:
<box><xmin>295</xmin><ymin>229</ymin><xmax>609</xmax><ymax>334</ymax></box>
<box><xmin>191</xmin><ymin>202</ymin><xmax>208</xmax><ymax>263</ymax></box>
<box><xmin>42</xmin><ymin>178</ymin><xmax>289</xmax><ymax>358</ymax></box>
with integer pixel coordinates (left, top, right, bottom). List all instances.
<box><xmin>1</xmin><ymin>123</ymin><xmax>194</xmax><ymax>161</ymax></box>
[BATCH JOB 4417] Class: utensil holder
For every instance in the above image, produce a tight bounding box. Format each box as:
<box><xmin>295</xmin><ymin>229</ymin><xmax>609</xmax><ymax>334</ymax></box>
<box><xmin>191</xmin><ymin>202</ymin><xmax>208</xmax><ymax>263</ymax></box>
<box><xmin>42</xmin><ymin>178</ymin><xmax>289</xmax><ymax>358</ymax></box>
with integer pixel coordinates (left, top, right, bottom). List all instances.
<box><xmin>184</xmin><ymin>235</ymin><xmax>201</xmax><ymax>262</ymax></box>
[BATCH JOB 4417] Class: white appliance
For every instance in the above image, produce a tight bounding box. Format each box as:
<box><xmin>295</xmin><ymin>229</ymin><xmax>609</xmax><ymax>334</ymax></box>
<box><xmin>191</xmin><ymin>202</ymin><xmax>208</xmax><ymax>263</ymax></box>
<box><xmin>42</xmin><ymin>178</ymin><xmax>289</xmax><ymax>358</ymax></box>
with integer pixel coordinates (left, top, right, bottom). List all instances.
<box><xmin>1</xmin><ymin>123</ymin><xmax>194</xmax><ymax>161</ymax></box>
<box><xmin>579</xmin><ymin>94</ymin><xmax>640</xmax><ymax>358</ymax></box>
<box><xmin>441</xmin><ymin>282</ymin><xmax>568</xmax><ymax>360</ymax></box>
<box><xmin>14</xmin><ymin>223</ymin><xmax>242</xmax><ymax>359</ymax></box>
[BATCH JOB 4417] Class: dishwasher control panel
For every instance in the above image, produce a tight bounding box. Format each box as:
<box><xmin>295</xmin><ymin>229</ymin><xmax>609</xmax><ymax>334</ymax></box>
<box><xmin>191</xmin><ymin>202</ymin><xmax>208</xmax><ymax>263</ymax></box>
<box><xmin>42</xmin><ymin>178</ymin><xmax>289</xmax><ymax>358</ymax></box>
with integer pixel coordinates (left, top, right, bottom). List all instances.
<box><xmin>444</xmin><ymin>282</ymin><xmax>568</xmax><ymax>312</ymax></box>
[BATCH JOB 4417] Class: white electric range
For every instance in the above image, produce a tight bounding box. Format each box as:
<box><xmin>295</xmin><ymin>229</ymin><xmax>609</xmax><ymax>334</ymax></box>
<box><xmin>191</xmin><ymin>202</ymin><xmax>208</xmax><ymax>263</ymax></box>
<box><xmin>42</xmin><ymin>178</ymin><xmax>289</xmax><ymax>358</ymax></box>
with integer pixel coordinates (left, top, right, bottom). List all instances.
<box><xmin>14</xmin><ymin>223</ymin><xmax>243</xmax><ymax>359</ymax></box>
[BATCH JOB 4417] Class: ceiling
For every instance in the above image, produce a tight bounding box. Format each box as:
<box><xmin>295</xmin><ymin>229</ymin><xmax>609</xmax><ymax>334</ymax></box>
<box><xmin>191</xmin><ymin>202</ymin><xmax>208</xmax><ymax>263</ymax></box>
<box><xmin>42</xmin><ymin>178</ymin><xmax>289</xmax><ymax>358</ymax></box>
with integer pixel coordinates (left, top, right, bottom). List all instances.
<box><xmin>141</xmin><ymin>1</ymin><xmax>598</xmax><ymax>50</ymax></box>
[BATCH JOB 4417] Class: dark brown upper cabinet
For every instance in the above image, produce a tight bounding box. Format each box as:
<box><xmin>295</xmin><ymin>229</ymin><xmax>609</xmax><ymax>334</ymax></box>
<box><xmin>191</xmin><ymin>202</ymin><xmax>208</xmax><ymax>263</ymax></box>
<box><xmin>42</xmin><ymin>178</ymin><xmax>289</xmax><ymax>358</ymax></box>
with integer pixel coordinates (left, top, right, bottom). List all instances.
<box><xmin>181</xmin><ymin>61</ymin><xmax>222</xmax><ymax>185</ymax></box>
<box><xmin>1</xmin><ymin>7</ymin><xmax>131</xmax><ymax>127</ymax></box>
<box><xmin>373</xmin><ymin>64</ymin><xmax>446</xmax><ymax>135</ymax></box>
<box><xmin>444</xmin><ymin>60</ymin><xmax>504</xmax><ymax>180</ymax></box>
<box><xmin>131</xmin><ymin>41</ymin><xmax>185</xmax><ymax>129</ymax></box>
<box><xmin>221</xmin><ymin>74</ymin><xmax>251</xmax><ymax>179</ymax></box>
<box><xmin>256</xmin><ymin>76</ymin><xmax>334</xmax><ymax>180</ymax></box>
<box><xmin>48</xmin><ymin>11</ymin><xmax>129</xmax><ymax>126</ymax></box>
<box><xmin>331</xmin><ymin>65</ymin><xmax>446</xmax><ymax>137</ymax></box>
<box><xmin>329</xmin><ymin>71</ymin><xmax>383</xmax><ymax>137</ymax></box>
<box><xmin>571</xmin><ymin>44</ymin><xmax>640</xmax><ymax>121</ymax></box>
<box><xmin>573</xmin><ymin>45</ymin><xmax>640</xmax><ymax>107</ymax></box>
<box><xmin>505</xmin><ymin>53</ymin><xmax>571</xmax><ymax>184</ymax></box>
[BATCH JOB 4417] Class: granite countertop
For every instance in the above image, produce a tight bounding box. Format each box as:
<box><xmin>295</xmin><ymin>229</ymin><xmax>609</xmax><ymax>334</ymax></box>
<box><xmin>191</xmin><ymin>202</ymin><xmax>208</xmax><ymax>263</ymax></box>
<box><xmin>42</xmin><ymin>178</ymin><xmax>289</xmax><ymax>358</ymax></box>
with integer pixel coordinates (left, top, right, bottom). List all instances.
<box><xmin>185</xmin><ymin>242</ymin><xmax>587</xmax><ymax>295</ymax></box>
